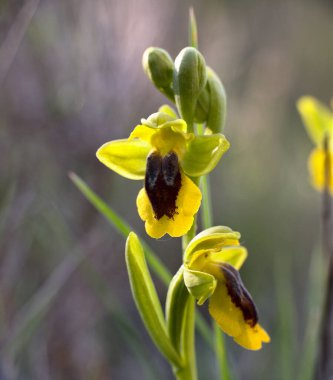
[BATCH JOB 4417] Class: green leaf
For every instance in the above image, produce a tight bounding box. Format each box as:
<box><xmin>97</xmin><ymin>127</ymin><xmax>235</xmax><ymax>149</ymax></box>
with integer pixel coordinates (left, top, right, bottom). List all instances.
<box><xmin>182</xmin><ymin>133</ymin><xmax>230</xmax><ymax>177</ymax></box>
<box><xmin>297</xmin><ymin>96</ymin><xmax>333</xmax><ymax>147</ymax></box>
<box><xmin>96</xmin><ymin>139</ymin><xmax>150</xmax><ymax>180</ymax></box>
<box><xmin>166</xmin><ymin>267</ymin><xmax>188</xmax><ymax>353</ymax></box>
<box><xmin>166</xmin><ymin>267</ymin><xmax>198</xmax><ymax>379</ymax></box>
<box><xmin>126</xmin><ymin>232</ymin><xmax>183</xmax><ymax>368</ymax></box>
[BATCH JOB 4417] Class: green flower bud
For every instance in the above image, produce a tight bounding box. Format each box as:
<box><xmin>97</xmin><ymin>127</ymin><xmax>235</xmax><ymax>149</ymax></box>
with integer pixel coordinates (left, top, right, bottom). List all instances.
<box><xmin>194</xmin><ymin>67</ymin><xmax>227</xmax><ymax>133</ymax></box>
<box><xmin>206</xmin><ymin>67</ymin><xmax>227</xmax><ymax>133</ymax></box>
<box><xmin>142</xmin><ymin>47</ymin><xmax>174</xmax><ymax>101</ymax></box>
<box><xmin>194</xmin><ymin>84</ymin><xmax>210</xmax><ymax>123</ymax></box>
<box><xmin>173</xmin><ymin>47</ymin><xmax>207</xmax><ymax>129</ymax></box>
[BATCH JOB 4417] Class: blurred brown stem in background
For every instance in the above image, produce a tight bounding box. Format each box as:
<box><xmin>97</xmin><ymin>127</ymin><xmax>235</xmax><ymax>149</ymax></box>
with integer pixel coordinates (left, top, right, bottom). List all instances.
<box><xmin>315</xmin><ymin>134</ymin><xmax>333</xmax><ymax>380</ymax></box>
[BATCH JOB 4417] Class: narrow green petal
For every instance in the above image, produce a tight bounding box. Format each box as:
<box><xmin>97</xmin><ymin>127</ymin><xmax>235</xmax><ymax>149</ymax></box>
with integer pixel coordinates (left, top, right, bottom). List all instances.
<box><xmin>182</xmin><ymin>134</ymin><xmax>230</xmax><ymax>177</ymax></box>
<box><xmin>297</xmin><ymin>96</ymin><xmax>333</xmax><ymax>146</ymax></box>
<box><xmin>96</xmin><ymin>139</ymin><xmax>150</xmax><ymax>180</ymax></box>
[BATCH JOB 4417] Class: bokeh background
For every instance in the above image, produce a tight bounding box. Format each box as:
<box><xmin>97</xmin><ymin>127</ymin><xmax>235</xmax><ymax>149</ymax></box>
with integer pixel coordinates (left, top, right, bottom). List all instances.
<box><xmin>1</xmin><ymin>0</ymin><xmax>332</xmax><ymax>379</ymax></box>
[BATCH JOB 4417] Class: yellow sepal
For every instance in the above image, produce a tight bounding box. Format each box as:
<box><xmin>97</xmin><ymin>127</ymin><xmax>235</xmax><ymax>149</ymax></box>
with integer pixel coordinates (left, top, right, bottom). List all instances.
<box><xmin>96</xmin><ymin>139</ymin><xmax>150</xmax><ymax>180</ymax></box>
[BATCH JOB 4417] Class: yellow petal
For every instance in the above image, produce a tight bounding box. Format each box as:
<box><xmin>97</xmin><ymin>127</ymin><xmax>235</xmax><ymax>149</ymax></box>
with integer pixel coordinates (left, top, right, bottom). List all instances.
<box><xmin>209</xmin><ymin>246</ymin><xmax>248</xmax><ymax>270</ymax></box>
<box><xmin>308</xmin><ymin>147</ymin><xmax>333</xmax><ymax>195</ymax></box>
<box><xmin>130</xmin><ymin>123</ymin><xmax>188</xmax><ymax>158</ymax></box>
<box><xmin>130</xmin><ymin>124</ymin><xmax>156</xmax><ymax>143</ymax></box>
<box><xmin>208</xmin><ymin>266</ymin><xmax>270</xmax><ymax>351</ymax></box>
<box><xmin>96</xmin><ymin>139</ymin><xmax>150</xmax><ymax>180</ymax></box>
<box><xmin>136</xmin><ymin>172</ymin><xmax>201</xmax><ymax>238</ymax></box>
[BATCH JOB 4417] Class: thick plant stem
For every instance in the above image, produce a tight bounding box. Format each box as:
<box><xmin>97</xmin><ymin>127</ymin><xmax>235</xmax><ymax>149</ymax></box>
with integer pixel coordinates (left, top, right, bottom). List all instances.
<box><xmin>201</xmin><ymin>174</ymin><xmax>231</xmax><ymax>380</ymax></box>
<box><xmin>315</xmin><ymin>136</ymin><xmax>333</xmax><ymax>379</ymax></box>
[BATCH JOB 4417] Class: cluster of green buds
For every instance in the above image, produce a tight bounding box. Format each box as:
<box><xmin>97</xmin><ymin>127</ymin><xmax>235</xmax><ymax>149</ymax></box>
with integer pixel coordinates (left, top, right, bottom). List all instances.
<box><xmin>143</xmin><ymin>46</ymin><xmax>226</xmax><ymax>134</ymax></box>
<box><xmin>96</xmin><ymin>35</ymin><xmax>269</xmax><ymax>379</ymax></box>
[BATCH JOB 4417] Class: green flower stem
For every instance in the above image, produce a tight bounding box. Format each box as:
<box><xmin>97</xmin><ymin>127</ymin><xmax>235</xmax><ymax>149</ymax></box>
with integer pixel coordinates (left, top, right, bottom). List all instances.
<box><xmin>176</xmin><ymin>178</ymin><xmax>200</xmax><ymax>380</ymax></box>
<box><xmin>182</xmin><ymin>216</ymin><xmax>196</xmax><ymax>253</ymax></box>
<box><xmin>200</xmin><ymin>174</ymin><xmax>231</xmax><ymax>380</ymax></box>
<box><xmin>200</xmin><ymin>174</ymin><xmax>213</xmax><ymax>230</ymax></box>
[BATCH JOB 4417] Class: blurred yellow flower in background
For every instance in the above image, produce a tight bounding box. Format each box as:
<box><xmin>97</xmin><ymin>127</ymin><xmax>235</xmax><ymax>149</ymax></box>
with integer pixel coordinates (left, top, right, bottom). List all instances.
<box><xmin>297</xmin><ymin>96</ymin><xmax>333</xmax><ymax>195</ymax></box>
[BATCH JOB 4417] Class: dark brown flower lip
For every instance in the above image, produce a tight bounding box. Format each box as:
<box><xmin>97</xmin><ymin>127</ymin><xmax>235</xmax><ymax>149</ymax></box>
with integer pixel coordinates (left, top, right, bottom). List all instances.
<box><xmin>220</xmin><ymin>263</ymin><xmax>258</xmax><ymax>327</ymax></box>
<box><xmin>145</xmin><ymin>150</ymin><xmax>181</xmax><ymax>220</ymax></box>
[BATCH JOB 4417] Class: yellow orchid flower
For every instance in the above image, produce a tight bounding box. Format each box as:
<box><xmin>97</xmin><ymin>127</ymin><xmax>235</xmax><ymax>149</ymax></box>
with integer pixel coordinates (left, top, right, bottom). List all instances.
<box><xmin>297</xmin><ymin>96</ymin><xmax>333</xmax><ymax>195</ymax></box>
<box><xmin>183</xmin><ymin>226</ymin><xmax>270</xmax><ymax>350</ymax></box>
<box><xmin>96</xmin><ymin>108</ymin><xmax>230</xmax><ymax>238</ymax></box>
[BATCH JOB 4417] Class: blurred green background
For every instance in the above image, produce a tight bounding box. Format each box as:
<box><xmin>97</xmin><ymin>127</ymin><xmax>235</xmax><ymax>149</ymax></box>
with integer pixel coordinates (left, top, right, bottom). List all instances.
<box><xmin>1</xmin><ymin>0</ymin><xmax>332</xmax><ymax>379</ymax></box>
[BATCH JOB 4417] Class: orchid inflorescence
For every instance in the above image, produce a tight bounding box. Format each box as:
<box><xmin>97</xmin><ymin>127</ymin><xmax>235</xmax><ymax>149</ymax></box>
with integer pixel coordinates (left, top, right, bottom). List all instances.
<box><xmin>96</xmin><ymin>18</ymin><xmax>270</xmax><ymax>380</ymax></box>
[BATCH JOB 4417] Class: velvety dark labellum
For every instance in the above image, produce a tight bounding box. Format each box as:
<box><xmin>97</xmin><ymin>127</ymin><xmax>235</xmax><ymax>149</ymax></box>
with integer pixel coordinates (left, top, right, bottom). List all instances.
<box><xmin>145</xmin><ymin>150</ymin><xmax>181</xmax><ymax>220</ymax></box>
<box><xmin>220</xmin><ymin>263</ymin><xmax>258</xmax><ymax>327</ymax></box>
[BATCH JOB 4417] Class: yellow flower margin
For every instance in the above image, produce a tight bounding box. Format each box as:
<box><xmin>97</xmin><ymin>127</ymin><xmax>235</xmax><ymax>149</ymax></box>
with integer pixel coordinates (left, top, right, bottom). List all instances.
<box><xmin>96</xmin><ymin>110</ymin><xmax>230</xmax><ymax>238</ymax></box>
<box><xmin>183</xmin><ymin>226</ymin><xmax>270</xmax><ymax>350</ymax></box>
